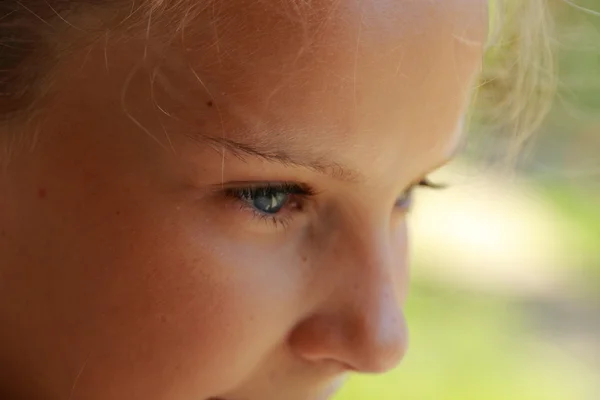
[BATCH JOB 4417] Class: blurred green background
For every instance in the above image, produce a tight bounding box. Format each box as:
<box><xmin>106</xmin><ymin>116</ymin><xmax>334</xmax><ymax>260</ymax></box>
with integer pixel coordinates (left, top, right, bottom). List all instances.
<box><xmin>334</xmin><ymin>1</ymin><xmax>600</xmax><ymax>399</ymax></box>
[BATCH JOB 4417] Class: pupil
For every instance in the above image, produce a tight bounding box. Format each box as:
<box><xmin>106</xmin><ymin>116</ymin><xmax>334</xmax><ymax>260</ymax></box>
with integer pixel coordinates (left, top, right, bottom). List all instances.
<box><xmin>253</xmin><ymin>192</ymin><xmax>288</xmax><ymax>214</ymax></box>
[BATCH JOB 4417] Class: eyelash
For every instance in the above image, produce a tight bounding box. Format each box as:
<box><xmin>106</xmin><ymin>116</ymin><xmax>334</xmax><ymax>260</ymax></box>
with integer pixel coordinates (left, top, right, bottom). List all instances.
<box><xmin>397</xmin><ymin>178</ymin><xmax>444</xmax><ymax>209</ymax></box>
<box><xmin>224</xmin><ymin>183</ymin><xmax>315</xmax><ymax>229</ymax></box>
<box><xmin>224</xmin><ymin>179</ymin><xmax>443</xmax><ymax>229</ymax></box>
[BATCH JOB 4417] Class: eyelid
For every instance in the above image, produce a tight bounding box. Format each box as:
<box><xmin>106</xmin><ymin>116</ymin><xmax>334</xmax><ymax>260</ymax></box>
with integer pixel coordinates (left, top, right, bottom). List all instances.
<box><xmin>215</xmin><ymin>181</ymin><xmax>316</xmax><ymax>194</ymax></box>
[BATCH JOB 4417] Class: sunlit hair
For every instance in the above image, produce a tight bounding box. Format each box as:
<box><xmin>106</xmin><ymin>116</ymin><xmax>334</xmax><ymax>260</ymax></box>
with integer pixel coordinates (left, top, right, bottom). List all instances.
<box><xmin>476</xmin><ymin>0</ymin><xmax>556</xmax><ymax>165</ymax></box>
<box><xmin>0</xmin><ymin>0</ymin><xmax>556</xmax><ymax>161</ymax></box>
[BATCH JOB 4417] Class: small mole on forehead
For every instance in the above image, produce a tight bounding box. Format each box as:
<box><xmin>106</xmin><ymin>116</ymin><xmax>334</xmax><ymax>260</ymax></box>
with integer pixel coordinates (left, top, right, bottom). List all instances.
<box><xmin>206</xmin><ymin>100</ymin><xmax>214</xmax><ymax>108</ymax></box>
<box><xmin>38</xmin><ymin>188</ymin><xmax>47</xmax><ymax>199</ymax></box>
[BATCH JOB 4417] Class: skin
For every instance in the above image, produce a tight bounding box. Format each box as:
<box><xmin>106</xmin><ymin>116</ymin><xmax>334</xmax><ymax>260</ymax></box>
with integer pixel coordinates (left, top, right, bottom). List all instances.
<box><xmin>0</xmin><ymin>1</ymin><xmax>487</xmax><ymax>399</ymax></box>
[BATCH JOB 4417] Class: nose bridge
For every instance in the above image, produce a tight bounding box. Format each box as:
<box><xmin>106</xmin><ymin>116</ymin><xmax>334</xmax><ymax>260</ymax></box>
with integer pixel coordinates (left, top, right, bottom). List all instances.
<box><xmin>335</xmin><ymin>211</ymin><xmax>407</xmax><ymax>301</ymax></box>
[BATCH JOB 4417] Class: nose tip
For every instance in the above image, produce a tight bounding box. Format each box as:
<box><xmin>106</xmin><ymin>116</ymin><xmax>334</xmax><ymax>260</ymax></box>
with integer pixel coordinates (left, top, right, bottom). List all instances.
<box><xmin>346</xmin><ymin>307</ymin><xmax>408</xmax><ymax>373</ymax></box>
<box><xmin>289</xmin><ymin>300</ymin><xmax>408</xmax><ymax>374</ymax></box>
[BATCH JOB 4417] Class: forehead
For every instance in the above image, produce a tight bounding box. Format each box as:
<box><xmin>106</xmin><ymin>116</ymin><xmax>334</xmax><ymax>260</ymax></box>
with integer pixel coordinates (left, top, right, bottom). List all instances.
<box><xmin>171</xmin><ymin>0</ymin><xmax>486</xmax><ymax>160</ymax></box>
<box><xmin>56</xmin><ymin>0</ymin><xmax>488</xmax><ymax>182</ymax></box>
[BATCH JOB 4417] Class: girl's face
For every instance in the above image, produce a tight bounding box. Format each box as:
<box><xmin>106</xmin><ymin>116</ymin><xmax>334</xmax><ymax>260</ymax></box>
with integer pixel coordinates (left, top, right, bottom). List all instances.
<box><xmin>0</xmin><ymin>1</ymin><xmax>486</xmax><ymax>399</ymax></box>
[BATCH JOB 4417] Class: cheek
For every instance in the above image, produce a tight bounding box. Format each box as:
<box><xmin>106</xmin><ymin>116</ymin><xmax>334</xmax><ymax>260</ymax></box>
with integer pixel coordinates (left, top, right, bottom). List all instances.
<box><xmin>82</xmin><ymin>217</ymin><xmax>306</xmax><ymax>397</ymax></box>
<box><xmin>7</xmin><ymin>186</ymin><xmax>307</xmax><ymax>398</ymax></box>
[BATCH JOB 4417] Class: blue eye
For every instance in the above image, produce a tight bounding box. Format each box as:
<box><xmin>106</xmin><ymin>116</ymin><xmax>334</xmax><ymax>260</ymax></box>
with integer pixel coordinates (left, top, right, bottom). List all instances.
<box><xmin>241</xmin><ymin>187</ymin><xmax>289</xmax><ymax>214</ymax></box>
<box><xmin>226</xmin><ymin>183</ymin><xmax>312</xmax><ymax>216</ymax></box>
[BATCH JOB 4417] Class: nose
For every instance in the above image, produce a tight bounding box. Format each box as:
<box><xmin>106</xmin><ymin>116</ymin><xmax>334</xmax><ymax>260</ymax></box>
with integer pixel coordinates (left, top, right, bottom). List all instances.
<box><xmin>288</xmin><ymin>226</ymin><xmax>408</xmax><ymax>374</ymax></box>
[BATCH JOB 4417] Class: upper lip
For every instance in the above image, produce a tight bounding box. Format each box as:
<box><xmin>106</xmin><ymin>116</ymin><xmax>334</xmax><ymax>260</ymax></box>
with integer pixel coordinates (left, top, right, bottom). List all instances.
<box><xmin>207</xmin><ymin>376</ymin><xmax>346</xmax><ymax>400</ymax></box>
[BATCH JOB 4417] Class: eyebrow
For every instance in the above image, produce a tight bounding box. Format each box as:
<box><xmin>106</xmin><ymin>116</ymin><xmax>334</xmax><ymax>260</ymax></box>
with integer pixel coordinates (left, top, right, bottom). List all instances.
<box><xmin>203</xmin><ymin>136</ymin><xmax>364</xmax><ymax>183</ymax></box>
<box><xmin>201</xmin><ymin>133</ymin><xmax>465</xmax><ymax>184</ymax></box>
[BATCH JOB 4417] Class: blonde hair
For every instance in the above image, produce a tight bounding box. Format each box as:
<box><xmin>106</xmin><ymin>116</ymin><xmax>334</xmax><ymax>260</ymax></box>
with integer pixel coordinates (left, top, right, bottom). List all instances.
<box><xmin>0</xmin><ymin>0</ymin><xmax>556</xmax><ymax>157</ymax></box>
<box><xmin>477</xmin><ymin>0</ymin><xmax>556</xmax><ymax>164</ymax></box>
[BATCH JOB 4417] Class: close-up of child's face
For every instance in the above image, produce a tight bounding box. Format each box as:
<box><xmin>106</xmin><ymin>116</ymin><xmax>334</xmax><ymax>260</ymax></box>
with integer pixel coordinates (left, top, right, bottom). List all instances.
<box><xmin>0</xmin><ymin>1</ymin><xmax>486</xmax><ymax>399</ymax></box>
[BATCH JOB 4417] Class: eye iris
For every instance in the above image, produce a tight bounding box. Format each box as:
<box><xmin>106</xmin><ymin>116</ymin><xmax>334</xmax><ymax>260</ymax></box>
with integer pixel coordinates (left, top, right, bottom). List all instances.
<box><xmin>252</xmin><ymin>191</ymin><xmax>288</xmax><ymax>214</ymax></box>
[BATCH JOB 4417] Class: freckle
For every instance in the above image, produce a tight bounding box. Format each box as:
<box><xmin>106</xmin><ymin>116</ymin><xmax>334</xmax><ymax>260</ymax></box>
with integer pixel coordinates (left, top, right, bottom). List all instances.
<box><xmin>301</xmin><ymin>255</ymin><xmax>308</xmax><ymax>263</ymax></box>
<box><xmin>206</xmin><ymin>100</ymin><xmax>213</xmax><ymax>107</ymax></box>
<box><xmin>115</xmin><ymin>211</ymin><xmax>121</xmax><ymax>216</ymax></box>
<box><xmin>38</xmin><ymin>188</ymin><xmax>47</xmax><ymax>199</ymax></box>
